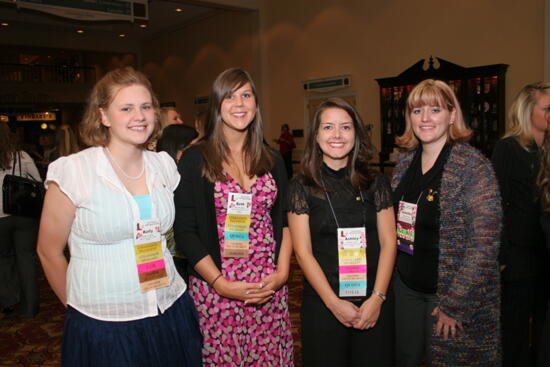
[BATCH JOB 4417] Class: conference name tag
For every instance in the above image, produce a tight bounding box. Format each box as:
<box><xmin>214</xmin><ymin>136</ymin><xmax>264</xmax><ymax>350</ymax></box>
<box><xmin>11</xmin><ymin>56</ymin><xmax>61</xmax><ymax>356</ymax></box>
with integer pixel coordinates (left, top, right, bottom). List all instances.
<box><xmin>134</xmin><ymin>219</ymin><xmax>168</xmax><ymax>293</ymax></box>
<box><xmin>223</xmin><ymin>192</ymin><xmax>252</xmax><ymax>258</ymax></box>
<box><xmin>397</xmin><ymin>200</ymin><xmax>416</xmax><ymax>255</ymax></box>
<box><xmin>338</xmin><ymin>227</ymin><xmax>367</xmax><ymax>298</ymax></box>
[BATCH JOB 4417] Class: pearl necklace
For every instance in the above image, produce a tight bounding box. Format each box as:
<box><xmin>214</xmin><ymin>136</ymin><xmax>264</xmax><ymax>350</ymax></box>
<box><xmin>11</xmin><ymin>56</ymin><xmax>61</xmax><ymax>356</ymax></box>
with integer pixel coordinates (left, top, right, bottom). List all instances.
<box><xmin>105</xmin><ymin>147</ymin><xmax>145</xmax><ymax>180</ymax></box>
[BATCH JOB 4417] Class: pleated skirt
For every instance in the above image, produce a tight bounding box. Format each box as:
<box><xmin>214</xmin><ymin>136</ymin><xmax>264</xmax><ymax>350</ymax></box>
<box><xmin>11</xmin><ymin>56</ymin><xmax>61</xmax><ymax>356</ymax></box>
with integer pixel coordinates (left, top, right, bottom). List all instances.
<box><xmin>61</xmin><ymin>291</ymin><xmax>203</xmax><ymax>367</ymax></box>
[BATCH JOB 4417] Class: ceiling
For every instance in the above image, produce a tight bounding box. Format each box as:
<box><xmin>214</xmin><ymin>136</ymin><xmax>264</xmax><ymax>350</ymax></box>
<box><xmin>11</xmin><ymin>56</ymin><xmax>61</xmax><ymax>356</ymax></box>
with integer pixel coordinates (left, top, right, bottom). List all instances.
<box><xmin>0</xmin><ymin>0</ymin><xmax>227</xmax><ymax>40</ymax></box>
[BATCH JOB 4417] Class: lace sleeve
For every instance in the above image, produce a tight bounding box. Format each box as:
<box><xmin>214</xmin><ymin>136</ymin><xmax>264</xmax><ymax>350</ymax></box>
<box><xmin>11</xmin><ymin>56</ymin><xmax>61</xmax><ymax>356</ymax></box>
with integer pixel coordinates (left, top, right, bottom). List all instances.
<box><xmin>370</xmin><ymin>173</ymin><xmax>394</xmax><ymax>212</ymax></box>
<box><xmin>286</xmin><ymin>176</ymin><xmax>310</xmax><ymax>215</ymax></box>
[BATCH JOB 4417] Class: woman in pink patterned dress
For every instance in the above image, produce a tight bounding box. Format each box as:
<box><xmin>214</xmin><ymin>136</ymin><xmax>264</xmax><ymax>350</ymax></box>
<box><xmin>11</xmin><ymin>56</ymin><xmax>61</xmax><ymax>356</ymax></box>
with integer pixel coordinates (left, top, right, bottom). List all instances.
<box><xmin>174</xmin><ymin>68</ymin><xmax>294</xmax><ymax>366</ymax></box>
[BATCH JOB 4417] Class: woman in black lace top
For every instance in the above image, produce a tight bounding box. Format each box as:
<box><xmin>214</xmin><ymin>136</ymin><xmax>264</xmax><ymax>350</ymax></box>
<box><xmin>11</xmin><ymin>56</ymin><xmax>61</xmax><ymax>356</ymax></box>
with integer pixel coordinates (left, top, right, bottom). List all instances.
<box><xmin>287</xmin><ymin>98</ymin><xmax>396</xmax><ymax>366</ymax></box>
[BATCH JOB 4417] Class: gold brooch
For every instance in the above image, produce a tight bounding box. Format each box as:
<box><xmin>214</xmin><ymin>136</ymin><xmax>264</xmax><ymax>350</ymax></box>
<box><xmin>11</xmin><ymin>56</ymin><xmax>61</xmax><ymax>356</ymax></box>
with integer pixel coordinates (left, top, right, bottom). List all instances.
<box><xmin>426</xmin><ymin>189</ymin><xmax>438</xmax><ymax>202</ymax></box>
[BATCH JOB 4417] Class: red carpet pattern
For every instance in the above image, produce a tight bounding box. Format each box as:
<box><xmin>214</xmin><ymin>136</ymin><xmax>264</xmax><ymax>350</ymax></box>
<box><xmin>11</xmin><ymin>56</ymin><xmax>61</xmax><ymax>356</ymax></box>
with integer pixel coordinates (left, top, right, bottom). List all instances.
<box><xmin>0</xmin><ymin>257</ymin><xmax>305</xmax><ymax>367</ymax></box>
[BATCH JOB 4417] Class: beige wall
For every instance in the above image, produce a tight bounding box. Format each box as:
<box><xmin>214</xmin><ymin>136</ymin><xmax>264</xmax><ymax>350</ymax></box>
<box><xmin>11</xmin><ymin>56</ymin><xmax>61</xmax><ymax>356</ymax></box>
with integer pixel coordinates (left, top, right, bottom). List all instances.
<box><xmin>260</xmin><ymin>0</ymin><xmax>546</xmax><ymax>155</ymax></box>
<box><xmin>141</xmin><ymin>10</ymin><xmax>259</xmax><ymax>125</ymax></box>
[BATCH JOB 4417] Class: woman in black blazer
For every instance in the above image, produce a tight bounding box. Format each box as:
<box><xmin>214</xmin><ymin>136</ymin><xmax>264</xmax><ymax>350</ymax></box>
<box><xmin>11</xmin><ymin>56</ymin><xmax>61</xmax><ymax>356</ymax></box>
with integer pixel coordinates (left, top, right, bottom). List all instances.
<box><xmin>174</xmin><ymin>68</ymin><xmax>294</xmax><ymax>366</ymax></box>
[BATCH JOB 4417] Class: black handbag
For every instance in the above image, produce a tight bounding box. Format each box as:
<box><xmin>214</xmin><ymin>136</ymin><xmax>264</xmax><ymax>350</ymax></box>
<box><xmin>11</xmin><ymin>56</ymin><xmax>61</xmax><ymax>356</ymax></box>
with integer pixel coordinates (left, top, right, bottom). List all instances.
<box><xmin>2</xmin><ymin>152</ymin><xmax>45</xmax><ymax>218</ymax></box>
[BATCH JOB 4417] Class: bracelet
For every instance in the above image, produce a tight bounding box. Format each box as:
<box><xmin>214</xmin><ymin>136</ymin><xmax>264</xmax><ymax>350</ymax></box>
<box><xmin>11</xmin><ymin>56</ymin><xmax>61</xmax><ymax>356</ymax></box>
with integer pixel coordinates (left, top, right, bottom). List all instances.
<box><xmin>372</xmin><ymin>289</ymin><xmax>387</xmax><ymax>302</ymax></box>
<box><xmin>210</xmin><ymin>274</ymin><xmax>223</xmax><ymax>287</ymax></box>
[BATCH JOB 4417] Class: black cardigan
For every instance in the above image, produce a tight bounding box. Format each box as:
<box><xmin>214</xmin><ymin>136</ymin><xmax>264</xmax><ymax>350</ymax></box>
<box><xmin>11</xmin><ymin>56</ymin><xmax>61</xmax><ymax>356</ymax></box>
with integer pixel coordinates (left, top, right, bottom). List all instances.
<box><xmin>173</xmin><ymin>144</ymin><xmax>289</xmax><ymax>280</ymax></box>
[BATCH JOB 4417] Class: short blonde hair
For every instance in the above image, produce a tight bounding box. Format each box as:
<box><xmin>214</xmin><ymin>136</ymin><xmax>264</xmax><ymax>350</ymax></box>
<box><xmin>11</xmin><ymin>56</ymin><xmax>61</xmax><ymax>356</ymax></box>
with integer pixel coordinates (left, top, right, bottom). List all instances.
<box><xmin>504</xmin><ymin>81</ymin><xmax>550</xmax><ymax>149</ymax></box>
<box><xmin>396</xmin><ymin>79</ymin><xmax>472</xmax><ymax>150</ymax></box>
<box><xmin>159</xmin><ymin>106</ymin><xmax>178</xmax><ymax>130</ymax></box>
<box><xmin>80</xmin><ymin>67</ymin><xmax>161</xmax><ymax>148</ymax></box>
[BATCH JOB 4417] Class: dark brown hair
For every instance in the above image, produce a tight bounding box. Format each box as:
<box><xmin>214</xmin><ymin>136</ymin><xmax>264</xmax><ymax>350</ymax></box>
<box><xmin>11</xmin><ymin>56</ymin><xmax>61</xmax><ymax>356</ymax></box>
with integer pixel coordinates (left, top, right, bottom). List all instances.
<box><xmin>200</xmin><ymin>68</ymin><xmax>273</xmax><ymax>182</ymax></box>
<box><xmin>0</xmin><ymin>123</ymin><xmax>15</xmax><ymax>170</ymax></box>
<box><xmin>301</xmin><ymin>97</ymin><xmax>375</xmax><ymax>189</ymax></box>
<box><xmin>79</xmin><ymin>67</ymin><xmax>161</xmax><ymax>148</ymax></box>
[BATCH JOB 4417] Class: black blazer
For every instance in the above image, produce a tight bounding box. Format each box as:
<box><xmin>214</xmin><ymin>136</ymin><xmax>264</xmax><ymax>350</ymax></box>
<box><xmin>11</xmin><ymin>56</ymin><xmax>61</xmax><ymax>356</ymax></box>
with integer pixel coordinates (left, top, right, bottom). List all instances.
<box><xmin>174</xmin><ymin>144</ymin><xmax>289</xmax><ymax>280</ymax></box>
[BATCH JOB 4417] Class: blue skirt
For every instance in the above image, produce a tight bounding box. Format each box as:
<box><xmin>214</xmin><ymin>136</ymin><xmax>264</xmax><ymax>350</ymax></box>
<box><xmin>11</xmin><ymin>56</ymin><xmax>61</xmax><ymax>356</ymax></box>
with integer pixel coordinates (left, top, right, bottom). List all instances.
<box><xmin>62</xmin><ymin>292</ymin><xmax>202</xmax><ymax>367</ymax></box>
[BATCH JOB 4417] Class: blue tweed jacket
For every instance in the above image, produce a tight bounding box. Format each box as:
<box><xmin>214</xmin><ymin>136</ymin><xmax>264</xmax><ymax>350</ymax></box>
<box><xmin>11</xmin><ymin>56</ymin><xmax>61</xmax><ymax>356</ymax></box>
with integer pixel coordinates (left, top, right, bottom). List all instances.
<box><xmin>392</xmin><ymin>142</ymin><xmax>502</xmax><ymax>367</ymax></box>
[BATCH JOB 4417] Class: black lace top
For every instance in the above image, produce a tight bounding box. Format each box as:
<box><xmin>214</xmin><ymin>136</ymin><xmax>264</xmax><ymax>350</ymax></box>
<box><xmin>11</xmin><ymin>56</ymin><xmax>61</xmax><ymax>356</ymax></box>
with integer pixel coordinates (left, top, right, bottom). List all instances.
<box><xmin>287</xmin><ymin>163</ymin><xmax>393</xmax><ymax>300</ymax></box>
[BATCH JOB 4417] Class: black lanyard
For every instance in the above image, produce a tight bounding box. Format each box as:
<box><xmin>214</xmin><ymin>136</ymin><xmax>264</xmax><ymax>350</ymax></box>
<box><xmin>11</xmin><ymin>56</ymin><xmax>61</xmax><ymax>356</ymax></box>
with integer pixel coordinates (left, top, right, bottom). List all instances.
<box><xmin>321</xmin><ymin>176</ymin><xmax>366</xmax><ymax>228</ymax></box>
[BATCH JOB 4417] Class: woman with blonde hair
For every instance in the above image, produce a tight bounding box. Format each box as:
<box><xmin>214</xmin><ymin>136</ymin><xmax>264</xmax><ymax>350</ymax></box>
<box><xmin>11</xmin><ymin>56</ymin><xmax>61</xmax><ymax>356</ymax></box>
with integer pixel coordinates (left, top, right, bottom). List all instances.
<box><xmin>492</xmin><ymin>81</ymin><xmax>550</xmax><ymax>367</ymax></box>
<box><xmin>37</xmin><ymin>67</ymin><xmax>202</xmax><ymax>366</ymax></box>
<box><xmin>392</xmin><ymin>79</ymin><xmax>501</xmax><ymax>366</ymax></box>
<box><xmin>56</xmin><ymin>125</ymin><xmax>80</xmax><ymax>157</ymax></box>
<box><xmin>537</xmin><ymin>120</ymin><xmax>550</xmax><ymax>367</ymax></box>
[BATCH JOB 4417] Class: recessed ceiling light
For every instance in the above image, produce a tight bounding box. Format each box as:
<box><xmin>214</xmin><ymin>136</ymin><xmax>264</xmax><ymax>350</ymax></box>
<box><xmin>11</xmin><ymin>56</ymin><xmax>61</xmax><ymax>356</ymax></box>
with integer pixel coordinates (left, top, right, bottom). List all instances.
<box><xmin>1</xmin><ymin>22</ymin><xmax>8</xmax><ymax>27</ymax></box>
<box><xmin>119</xmin><ymin>33</ymin><xmax>126</xmax><ymax>38</ymax></box>
<box><xmin>76</xmin><ymin>29</ymin><xmax>84</xmax><ymax>34</ymax></box>
<box><xmin>175</xmin><ymin>8</ymin><xmax>183</xmax><ymax>12</ymax></box>
<box><xmin>139</xmin><ymin>24</ymin><xmax>147</xmax><ymax>28</ymax></box>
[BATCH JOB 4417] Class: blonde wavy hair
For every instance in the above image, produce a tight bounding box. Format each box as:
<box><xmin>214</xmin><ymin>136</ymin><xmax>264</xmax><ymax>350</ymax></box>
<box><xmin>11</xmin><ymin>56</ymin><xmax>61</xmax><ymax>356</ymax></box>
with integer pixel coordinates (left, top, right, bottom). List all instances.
<box><xmin>504</xmin><ymin>82</ymin><xmax>550</xmax><ymax>149</ymax></box>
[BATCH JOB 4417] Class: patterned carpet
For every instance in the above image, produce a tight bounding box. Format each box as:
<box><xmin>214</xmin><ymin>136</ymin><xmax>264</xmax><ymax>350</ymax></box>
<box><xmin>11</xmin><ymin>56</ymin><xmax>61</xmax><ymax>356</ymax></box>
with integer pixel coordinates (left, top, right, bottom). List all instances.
<box><xmin>0</xmin><ymin>257</ymin><xmax>305</xmax><ymax>367</ymax></box>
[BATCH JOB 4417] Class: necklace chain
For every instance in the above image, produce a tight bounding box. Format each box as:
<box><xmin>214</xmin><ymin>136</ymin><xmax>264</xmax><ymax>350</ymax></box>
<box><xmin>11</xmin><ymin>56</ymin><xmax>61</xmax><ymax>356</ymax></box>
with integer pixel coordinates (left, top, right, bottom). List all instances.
<box><xmin>105</xmin><ymin>147</ymin><xmax>145</xmax><ymax>180</ymax></box>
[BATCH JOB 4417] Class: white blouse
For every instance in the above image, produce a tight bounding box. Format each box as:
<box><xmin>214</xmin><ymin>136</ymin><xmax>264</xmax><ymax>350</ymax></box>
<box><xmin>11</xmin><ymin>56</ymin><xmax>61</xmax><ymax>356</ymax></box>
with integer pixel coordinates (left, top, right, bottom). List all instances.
<box><xmin>46</xmin><ymin>147</ymin><xmax>185</xmax><ymax>321</ymax></box>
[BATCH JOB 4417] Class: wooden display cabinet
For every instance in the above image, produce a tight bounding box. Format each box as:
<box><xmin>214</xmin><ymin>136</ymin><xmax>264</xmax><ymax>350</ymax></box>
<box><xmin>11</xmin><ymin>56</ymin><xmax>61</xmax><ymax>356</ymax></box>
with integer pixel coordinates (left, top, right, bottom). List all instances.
<box><xmin>375</xmin><ymin>57</ymin><xmax>508</xmax><ymax>161</ymax></box>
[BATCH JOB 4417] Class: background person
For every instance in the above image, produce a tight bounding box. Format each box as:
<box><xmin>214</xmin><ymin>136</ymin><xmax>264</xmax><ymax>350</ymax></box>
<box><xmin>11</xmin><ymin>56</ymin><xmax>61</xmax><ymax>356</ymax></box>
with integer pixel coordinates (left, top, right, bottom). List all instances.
<box><xmin>156</xmin><ymin>124</ymin><xmax>198</xmax><ymax>282</ymax></box>
<box><xmin>492</xmin><ymin>81</ymin><xmax>550</xmax><ymax>367</ymax></box>
<box><xmin>536</xmin><ymin>106</ymin><xmax>550</xmax><ymax>367</ymax></box>
<box><xmin>287</xmin><ymin>97</ymin><xmax>396</xmax><ymax>366</ymax></box>
<box><xmin>0</xmin><ymin>123</ymin><xmax>41</xmax><ymax>318</ymax></box>
<box><xmin>274</xmin><ymin>123</ymin><xmax>296</xmax><ymax>178</ymax></box>
<box><xmin>174</xmin><ymin>68</ymin><xmax>294</xmax><ymax>366</ymax></box>
<box><xmin>37</xmin><ymin>67</ymin><xmax>202</xmax><ymax>367</ymax></box>
<box><xmin>392</xmin><ymin>79</ymin><xmax>501</xmax><ymax>366</ymax></box>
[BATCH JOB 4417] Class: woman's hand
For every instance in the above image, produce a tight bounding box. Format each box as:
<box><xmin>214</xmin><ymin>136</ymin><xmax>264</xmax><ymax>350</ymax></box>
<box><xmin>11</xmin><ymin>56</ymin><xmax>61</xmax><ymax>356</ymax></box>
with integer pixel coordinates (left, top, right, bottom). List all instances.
<box><xmin>432</xmin><ymin>306</ymin><xmax>463</xmax><ymax>340</ymax></box>
<box><xmin>328</xmin><ymin>298</ymin><xmax>360</xmax><ymax>327</ymax></box>
<box><xmin>353</xmin><ymin>295</ymin><xmax>383</xmax><ymax>329</ymax></box>
<box><xmin>213</xmin><ymin>277</ymin><xmax>274</xmax><ymax>305</ymax></box>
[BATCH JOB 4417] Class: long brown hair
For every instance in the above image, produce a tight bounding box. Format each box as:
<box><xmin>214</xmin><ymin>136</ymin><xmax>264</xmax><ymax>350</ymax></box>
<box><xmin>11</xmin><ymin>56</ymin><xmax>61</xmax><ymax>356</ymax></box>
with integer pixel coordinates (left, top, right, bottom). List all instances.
<box><xmin>79</xmin><ymin>67</ymin><xmax>161</xmax><ymax>148</ymax></box>
<box><xmin>301</xmin><ymin>97</ymin><xmax>375</xmax><ymax>190</ymax></box>
<box><xmin>200</xmin><ymin>68</ymin><xmax>273</xmax><ymax>182</ymax></box>
<box><xmin>0</xmin><ymin>123</ymin><xmax>16</xmax><ymax>170</ymax></box>
<box><xmin>537</xmin><ymin>127</ymin><xmax>550</xmax><ymax>210</ymax></box>
<box><xmin>396</xmin><ymin>79</ymin><xmax>472</xmax><ymax>150</ymax></box>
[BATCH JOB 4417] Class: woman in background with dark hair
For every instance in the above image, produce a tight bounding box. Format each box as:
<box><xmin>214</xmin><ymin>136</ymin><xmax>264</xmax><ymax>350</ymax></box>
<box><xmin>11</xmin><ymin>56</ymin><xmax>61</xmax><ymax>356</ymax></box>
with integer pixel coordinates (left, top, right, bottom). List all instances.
<box><xmin>174</xmin><ymin>68</ymin><xmax>294</xmax><ymax>366</ymax></box>
<box><xmin>0</xmin><ymin>123</ymin><xmax>41</xmax><ymax>318</ymax></box>
<box><xmin>287</xmin><ymin>97</ymin><xmax>396</xmax><ymax>366</ymax></box>
<box><xmin>157</xmin><ymin>124</ymin><xmax>198</xmax><ymax>282</ymax></box>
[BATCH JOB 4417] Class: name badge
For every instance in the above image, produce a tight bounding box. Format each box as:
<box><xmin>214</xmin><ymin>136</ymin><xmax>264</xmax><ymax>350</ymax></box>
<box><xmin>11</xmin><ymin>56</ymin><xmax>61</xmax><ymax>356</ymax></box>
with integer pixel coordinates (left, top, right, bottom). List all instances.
<box><xmin>134</xmin><ymin>219</ymin><xmax>169</xmax><ymax>293</ymax></box>
<box><xmin>223</xmin><ymin>192</ymin><xmax>252</xmax><ymax>258</ymax></box>
<box><xmin>338</xmin><ymin>227</ymin><xmax>367</xmax><ymax>298</ymax></box>
<box><xmin>397</xmin><ymin>200</ymin><xmax>417</xmax><ymax>255</ymax></box>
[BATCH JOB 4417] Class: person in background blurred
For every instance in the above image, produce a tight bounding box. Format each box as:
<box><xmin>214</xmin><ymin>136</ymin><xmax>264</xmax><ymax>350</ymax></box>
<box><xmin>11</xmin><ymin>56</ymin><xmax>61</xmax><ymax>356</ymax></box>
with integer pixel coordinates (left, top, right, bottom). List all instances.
<box><xmin>274</xmin><ymin>123</ymin><xmax>296</xmax><ymax>178</ymax></box>
<box><xmin>160</xmin><ymin>105</ymin><xmax>184</xmax><ymax>129</ymax></box>
<box><xmin>156</xmin><ymin>124</ymin><xmax>198</xmax><ymax>282</ymax></box>
<box><xmin>0</xmin><ymin>123</ymin><xmax>41</xmax><ymax>318</ymax></box>
<box><xmin>536</xmin><ymin>111</ymin><xmax>550</xmax><ymax>367</ymax></box>
<box><xmin>492</xmin><ymin>81</ymin><xmax>550</xmax><ymax>367</ymax></box>
<box><xmin>55</xmin><ymin>124</ymin><xmax>80</xmax><ymax>158</ymax></box>
<box><xmin>192</xmin><ymin>110</ymin><xmax>206</xmax><ymax>145</ymax></box>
